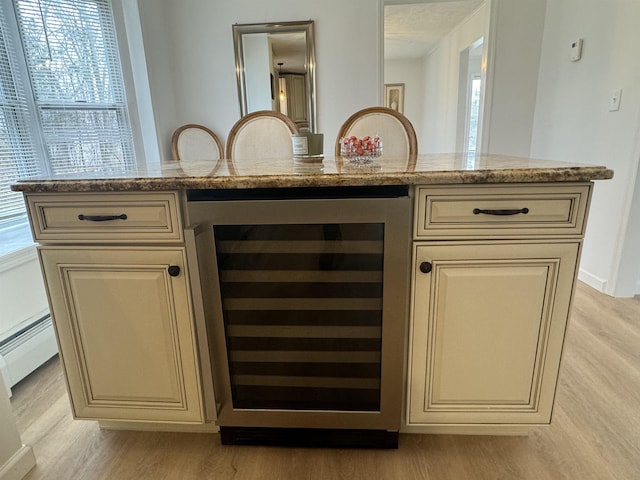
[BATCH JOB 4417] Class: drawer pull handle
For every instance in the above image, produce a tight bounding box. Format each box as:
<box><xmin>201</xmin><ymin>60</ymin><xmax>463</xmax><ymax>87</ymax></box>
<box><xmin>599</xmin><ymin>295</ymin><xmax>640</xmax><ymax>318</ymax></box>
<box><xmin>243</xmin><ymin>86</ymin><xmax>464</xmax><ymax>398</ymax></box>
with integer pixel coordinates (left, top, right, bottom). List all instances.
<box><xmin>167</xmin><ymin>265</ymin><xmax>181</xmax><ymax>277</ymax></box>
<box><xmin>419</xmin><ymin>262</ymin><xmax>432</xmax><ymax>274</ymax></box>
<box><xmin>78</xmin><ymin>214</ymin><xmax>128</xmax><ymax>222</ymax></box>
<box><xmin>472</xmin><ymin>208</ymin><xmax>529</xmax><ymax>216</ymax></box>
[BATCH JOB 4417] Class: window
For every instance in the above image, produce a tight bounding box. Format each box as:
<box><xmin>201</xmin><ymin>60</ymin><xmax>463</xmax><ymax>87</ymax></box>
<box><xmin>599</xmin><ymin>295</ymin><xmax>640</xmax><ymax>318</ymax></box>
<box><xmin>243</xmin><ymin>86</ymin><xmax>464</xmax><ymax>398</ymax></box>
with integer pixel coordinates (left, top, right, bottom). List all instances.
<box><xmin>0</xmin><ymin>0</ymin><xmax>39</xmax><ymax>225</ymax></box>
<box><xmin>15</xmin><ymin>0</ymin><xmax>135</xmax><ymax>175</ymax></box>
<box><xmin>0</xmin><ymin>0</ymin><xmax>135</xmax><ymax>252</ymax></box>
<box><xmin>466</xmin><ymin>75</ymin><xmax>482</xmax><ymax>153</ymax></box>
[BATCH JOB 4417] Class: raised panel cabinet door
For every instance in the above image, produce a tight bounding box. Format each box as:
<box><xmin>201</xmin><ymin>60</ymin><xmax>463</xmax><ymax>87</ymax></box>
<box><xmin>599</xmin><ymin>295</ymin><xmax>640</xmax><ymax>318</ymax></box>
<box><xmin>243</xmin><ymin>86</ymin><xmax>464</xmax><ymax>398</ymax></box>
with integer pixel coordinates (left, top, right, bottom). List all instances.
<box><xmin>39</xmin><ymin>247</ymin><xmax>204</xmax><ymax>423</ymax></box>
<box><xmin>408</xmin><ymin>241</ymin><xmax>580</xmax><ymax>425</ymax></box>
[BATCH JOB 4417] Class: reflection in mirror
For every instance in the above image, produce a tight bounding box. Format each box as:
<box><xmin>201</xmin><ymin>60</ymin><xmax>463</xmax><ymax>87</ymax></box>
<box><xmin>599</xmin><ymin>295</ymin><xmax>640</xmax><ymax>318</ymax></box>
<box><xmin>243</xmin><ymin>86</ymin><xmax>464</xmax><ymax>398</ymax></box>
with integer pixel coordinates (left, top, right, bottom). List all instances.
<box><xmin>233</xmin><ymin>21</ymin><xmax>317</xmax><ymax>132</ymax></box>
<box><xmin>384</xmin><ymin>0</ymin><xmax>487</xmax><ymax>157</ymax></box>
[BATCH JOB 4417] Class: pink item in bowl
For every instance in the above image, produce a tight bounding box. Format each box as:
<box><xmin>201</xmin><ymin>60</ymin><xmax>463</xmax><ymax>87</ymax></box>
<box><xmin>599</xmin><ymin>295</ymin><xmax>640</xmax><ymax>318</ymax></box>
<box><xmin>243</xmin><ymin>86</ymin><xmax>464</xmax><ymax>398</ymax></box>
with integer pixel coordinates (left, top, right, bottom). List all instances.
<box><xmin>340</xmin><ymin>135</ymin><xmax>382</xmax><ymax>161</ymax></box>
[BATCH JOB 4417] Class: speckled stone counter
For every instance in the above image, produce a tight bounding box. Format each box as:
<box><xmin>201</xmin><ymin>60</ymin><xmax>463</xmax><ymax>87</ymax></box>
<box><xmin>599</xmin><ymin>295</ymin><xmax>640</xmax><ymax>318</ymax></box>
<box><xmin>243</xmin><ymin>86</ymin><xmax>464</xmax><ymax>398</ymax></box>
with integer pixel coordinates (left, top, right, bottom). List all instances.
<box><xmin>11</xmin><ymin>154</ymin><xmax>613</xmax><ymax>193</ymax></box>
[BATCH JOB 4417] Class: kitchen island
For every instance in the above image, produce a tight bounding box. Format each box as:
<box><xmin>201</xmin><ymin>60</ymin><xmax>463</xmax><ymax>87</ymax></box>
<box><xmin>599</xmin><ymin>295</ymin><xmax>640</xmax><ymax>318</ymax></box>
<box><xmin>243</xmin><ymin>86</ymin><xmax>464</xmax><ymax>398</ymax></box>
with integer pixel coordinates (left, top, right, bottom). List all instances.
<box><xmin>12</xmin><ymin>154</ymin><xmax>613</xmax><ymax>445</ymax></box>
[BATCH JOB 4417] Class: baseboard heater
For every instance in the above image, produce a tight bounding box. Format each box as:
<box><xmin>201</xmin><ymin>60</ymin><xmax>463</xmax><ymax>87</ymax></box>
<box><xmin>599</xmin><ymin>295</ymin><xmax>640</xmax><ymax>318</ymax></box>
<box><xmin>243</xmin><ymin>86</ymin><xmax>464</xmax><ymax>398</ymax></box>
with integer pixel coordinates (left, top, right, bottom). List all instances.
<box><xmin>0</xmin><ymin>312</ymin><xmax>58</xmax><ymax>395</ymax></box>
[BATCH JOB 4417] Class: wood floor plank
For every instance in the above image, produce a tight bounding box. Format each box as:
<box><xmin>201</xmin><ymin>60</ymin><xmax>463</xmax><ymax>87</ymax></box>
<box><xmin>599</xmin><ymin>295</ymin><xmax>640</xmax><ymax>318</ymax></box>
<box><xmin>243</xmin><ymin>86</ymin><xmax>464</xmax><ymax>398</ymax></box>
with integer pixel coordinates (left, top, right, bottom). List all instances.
<box><xmin>8</xmin><ymin>282</ymin><xmax>640</xmax><ymax>480</ymax></box>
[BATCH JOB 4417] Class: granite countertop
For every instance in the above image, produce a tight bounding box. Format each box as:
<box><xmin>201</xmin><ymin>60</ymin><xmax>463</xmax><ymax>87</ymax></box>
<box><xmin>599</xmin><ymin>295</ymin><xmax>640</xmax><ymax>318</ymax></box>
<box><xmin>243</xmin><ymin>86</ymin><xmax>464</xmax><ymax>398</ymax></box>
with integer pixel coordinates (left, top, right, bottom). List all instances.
<box><xmin>11</xmin><ymin>154</ymin><xmax>613</xmax><ymax>193</ymax></box>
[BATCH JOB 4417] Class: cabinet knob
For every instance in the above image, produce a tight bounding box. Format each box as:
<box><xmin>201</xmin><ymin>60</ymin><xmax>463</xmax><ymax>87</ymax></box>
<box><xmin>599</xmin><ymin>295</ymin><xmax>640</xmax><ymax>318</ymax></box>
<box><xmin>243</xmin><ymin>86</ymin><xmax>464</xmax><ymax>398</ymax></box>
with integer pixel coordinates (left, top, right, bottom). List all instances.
<box><xmin>419</xmin><ymin>261</ymin><xmax>432</xmax><ymax>274</ymax></box>
<box><xmin>167</xmin><ymin>265</ymin><xmax>181</xmax><ymax>277</ymax></box>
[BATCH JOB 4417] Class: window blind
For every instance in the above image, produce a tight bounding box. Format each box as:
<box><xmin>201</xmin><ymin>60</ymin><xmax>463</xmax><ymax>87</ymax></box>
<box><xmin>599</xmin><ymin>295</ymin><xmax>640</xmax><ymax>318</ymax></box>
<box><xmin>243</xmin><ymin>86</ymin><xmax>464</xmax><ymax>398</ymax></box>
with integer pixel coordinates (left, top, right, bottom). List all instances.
<box><xmin>0</xmin><ymin>0</ymin><xmax>40</xmax><ymax>222</ymax></box>
<box><xmin>14</xmin><ymin>0</ymin><xmax>134</xmax><ymax>175</ymax></box>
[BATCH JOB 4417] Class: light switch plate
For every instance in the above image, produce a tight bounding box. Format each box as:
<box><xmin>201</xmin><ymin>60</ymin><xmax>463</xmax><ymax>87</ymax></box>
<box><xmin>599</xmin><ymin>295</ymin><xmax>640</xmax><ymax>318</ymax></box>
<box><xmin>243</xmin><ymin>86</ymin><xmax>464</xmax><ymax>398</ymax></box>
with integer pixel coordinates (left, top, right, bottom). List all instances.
<box><xmin>570</xmin><ymin>38</ymin><xmax>583</xmax><ymax>62</ymax></box>
<box><xmin>609</xmin><ymin>89</ymin><xmax>622</xmax><ymax>112</ymax></box>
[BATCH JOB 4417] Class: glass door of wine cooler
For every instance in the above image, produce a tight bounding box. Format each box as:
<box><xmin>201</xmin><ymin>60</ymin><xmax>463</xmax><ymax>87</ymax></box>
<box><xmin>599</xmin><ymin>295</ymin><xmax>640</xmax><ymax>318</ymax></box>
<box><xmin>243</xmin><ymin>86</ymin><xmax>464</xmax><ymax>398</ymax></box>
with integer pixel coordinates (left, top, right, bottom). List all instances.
<box><xmin>215</xmin><ymin>221</ymin><xmax>384</xmax><ymax>412</ymax></box>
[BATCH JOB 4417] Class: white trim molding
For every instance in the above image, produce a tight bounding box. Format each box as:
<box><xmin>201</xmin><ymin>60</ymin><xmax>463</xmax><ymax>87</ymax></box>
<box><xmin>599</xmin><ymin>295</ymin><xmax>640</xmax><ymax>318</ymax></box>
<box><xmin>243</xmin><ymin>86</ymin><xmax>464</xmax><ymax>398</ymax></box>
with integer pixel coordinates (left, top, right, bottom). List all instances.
<box><xmin>578</xmin><ymin>268</ymin><xmax>608</xmax><ymax>294</ymax></box>
<box><xmin>0</xmin><ymin>369</ymin><xmax>36</xmax><ymax>480</ymax></box>
<box><xmin>0</xmin><ymin>446</ymin><xmax>36</xmax><ymax>480</ymax></box>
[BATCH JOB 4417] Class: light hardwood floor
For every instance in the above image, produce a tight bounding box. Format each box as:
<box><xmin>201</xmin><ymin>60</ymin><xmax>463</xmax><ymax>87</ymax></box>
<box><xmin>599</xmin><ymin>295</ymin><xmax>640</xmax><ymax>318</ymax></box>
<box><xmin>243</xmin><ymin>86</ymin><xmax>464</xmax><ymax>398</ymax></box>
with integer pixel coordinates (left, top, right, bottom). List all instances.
<box><xmin>9</xmin><ymin>282</ymin><xmax>640</xmax><ymax>480</ymax></box>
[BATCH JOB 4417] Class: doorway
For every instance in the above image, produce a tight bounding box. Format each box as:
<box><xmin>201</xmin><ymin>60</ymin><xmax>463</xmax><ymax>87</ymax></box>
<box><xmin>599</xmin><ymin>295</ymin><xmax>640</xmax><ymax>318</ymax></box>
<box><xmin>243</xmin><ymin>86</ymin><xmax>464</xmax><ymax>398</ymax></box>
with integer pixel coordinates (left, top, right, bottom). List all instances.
<box><xmin>456</xmin><ymin>39</ymin><xmax>484</xmax><ymax>163</ymax></box>
<box><xmin>383</xmin><ymin>0</ymin><xmax>489</xmax><ymax>154</ymax></box>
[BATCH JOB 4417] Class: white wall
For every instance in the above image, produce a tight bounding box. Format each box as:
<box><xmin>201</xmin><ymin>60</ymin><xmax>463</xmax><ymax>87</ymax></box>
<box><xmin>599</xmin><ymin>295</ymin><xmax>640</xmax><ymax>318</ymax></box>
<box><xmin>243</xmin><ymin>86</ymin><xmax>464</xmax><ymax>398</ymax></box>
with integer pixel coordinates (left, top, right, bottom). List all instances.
<box><xmin>530</xmin><ymin>0</ymin><xmax>640</xmax><ymax>296</ymax></box>
<box><xmin>136</xmin><ymin>0</ymin><xmax>178</xmax><ymax>162</ymax></box>
<box><xmin>0</xmin><ymin>371</ymin><xmax>35</xmax><ymax>478</ymax></box>
<box><xmin>137</xmin><ymin>0</ymin><xmax>383</xmax><ymax>159</ymax></box>
<box><xmin>420</xmin><ymin>3</ymin><xmax>487</xmax><ymax>153</ymax></box>
<box><xmin>384</xmin><ymin>58</ymin><xmax>425</xmax><ymax>150</ymax></box>
<box><xmin>0</xmin><ymin>250</ymin><xmax>48</xmax><ymax>338</ymax></box>
<box><xmin>0</xmin><ymin>375</ymin><xmax>20</xmax><ymax>466</ymax></box>
<box><xmin>243</xmin><ymin>34</ymin><xmax>273</xmax><ymax>112</ymax></box>
<box><xmin>481</xmin><ymin>0</ymin><xmax>546</xmax><ymax>156</ymax></box>
<box><xmin>615</xmin><ymin>163</ymin><xmax>640</xmax><ymax>295</ymax></box>
<box><xmin>115</xmin><ymin>0</ymin><xmax>161</xmax><ymax>167</ymax></box>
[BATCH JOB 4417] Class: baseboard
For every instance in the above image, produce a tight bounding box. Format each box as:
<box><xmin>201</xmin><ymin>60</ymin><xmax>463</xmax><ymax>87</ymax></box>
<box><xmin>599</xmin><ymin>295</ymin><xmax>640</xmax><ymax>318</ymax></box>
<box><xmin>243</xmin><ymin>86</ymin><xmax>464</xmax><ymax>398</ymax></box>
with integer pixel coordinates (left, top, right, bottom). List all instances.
<box><xmin>578</xmin><ymin>268</ymin><xmax>608</xmax><ymax>293</ymax></box>
<box><xmin>98</xmin><ymin>420</ymin><xmax>219</xmax><ymax>433</ymax></box>
<box><xmin>0</xmin><ymin>357</ymin><xmax>10</xmax><ymax>398</ymax></box>
<box><xmin>401</xmin><ymin>424</ymin><xmax>531</xmax><ymax>436</ymax></box>
<box><xmin>0</xmin><ymin>445</ymin><xmax>36</xmax><ymax>480</ymax></box>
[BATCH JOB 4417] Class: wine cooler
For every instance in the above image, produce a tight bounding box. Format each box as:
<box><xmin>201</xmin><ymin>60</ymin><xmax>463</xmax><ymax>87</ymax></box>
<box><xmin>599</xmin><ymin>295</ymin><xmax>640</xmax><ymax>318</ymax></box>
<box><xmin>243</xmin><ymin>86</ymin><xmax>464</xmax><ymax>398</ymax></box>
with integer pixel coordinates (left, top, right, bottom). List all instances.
<box><xmin>187</xmin><ymin>186</ymin><xmax>410</xmax><ymax>447</ymax></box>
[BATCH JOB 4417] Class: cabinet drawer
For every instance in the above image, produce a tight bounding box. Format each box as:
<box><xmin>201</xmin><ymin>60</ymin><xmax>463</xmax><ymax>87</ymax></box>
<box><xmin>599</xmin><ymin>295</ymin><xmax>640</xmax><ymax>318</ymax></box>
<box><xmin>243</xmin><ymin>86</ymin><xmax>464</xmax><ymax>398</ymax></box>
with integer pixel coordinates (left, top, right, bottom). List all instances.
<box><xmin>27</xmin><ymin>192</ymin><xmax>183</xmax><ymax>243</ymax></box>
<box><xmin>415</xmin><ymin>184</ymin><xmax>591</xmax><ymax>239</ymax></box>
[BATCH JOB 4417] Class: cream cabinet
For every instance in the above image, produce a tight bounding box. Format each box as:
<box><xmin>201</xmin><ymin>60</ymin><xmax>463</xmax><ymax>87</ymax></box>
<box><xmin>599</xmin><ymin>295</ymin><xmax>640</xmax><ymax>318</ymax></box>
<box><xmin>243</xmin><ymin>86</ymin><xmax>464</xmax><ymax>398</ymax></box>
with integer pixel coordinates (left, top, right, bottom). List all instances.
<box><xmin>408</xmin><ymin>241</ymin><xmax>579</xmax><ymax>426</ymax></box>
<box><xmin>26</xmin><ymin>192</ymin><xmax>183</xmax><ymax>243</ymax></box>
<box><xmin>407</xmin><ymin>184</ymin><xmax>591</xmax><ymax>431</ymax></box>
<box><xmin>27</xmin><ymin>192</ymin><xmax>207</xmax><ymax>425</ymax></box>
<box><xmin>39</xmin><ymin>247</ymin><xmax>203</xmax><ymax>422</ymax></box>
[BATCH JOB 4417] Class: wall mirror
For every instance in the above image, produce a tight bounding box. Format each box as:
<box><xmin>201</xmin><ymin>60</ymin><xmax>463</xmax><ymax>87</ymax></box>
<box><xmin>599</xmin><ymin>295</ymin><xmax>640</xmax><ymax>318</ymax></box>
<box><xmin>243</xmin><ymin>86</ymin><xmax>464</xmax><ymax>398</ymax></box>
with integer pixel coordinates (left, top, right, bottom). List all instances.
<box><xmin>232</xmin><ymin>21</ymin><xmax>317</xmax><ymax>132</ymax></box>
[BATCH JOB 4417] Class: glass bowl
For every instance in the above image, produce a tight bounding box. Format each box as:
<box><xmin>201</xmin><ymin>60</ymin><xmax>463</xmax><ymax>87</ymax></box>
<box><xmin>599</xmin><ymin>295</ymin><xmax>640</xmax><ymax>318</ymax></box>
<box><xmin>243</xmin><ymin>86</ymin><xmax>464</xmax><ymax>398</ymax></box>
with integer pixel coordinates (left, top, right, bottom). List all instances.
<box><xmin>340</xmin><ymin>135</ymin><xmax>382</xmax><ymax>162</ymax></box>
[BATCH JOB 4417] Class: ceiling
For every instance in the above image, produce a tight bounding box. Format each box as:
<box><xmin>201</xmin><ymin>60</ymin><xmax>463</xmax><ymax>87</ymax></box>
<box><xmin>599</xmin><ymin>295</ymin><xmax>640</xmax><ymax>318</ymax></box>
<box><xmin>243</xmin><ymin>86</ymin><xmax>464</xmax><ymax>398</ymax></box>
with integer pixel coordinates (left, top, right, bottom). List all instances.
<box><xmin>270</xmin><ymin>32</ymin><xmax>307</xmax><ymax>74</ymax></box>
<box><xmin>267</xmin><ymin>1</ymin><xmax>484</xmax><ymax>72</ymax></box>
<box><xmin>384</xmin><ymin>0</ymin><xmax>483</xmax><ymax>60</ymax></box>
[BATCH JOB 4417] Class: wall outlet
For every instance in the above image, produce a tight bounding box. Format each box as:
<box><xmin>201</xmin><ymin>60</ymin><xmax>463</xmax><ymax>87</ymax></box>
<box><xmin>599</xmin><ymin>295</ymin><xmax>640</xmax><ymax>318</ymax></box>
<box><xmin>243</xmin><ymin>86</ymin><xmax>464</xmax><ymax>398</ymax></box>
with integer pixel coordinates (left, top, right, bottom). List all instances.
<box><xmin>570</xmin><ymin>38</ymin><xmax>583</xmax><ymax>62</ymax></box>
